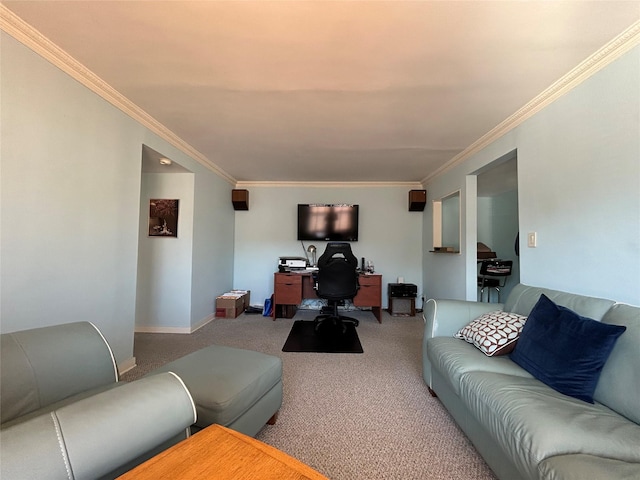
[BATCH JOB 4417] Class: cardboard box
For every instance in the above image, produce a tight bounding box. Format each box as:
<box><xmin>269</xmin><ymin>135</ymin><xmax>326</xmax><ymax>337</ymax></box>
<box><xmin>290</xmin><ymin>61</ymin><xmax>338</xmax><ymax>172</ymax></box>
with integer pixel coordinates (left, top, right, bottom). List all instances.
<box><xmin>215</xmin><ymin>290</ymin><xmax>250</xmax><ymax>318</ymax></box>
<box><xmin>230</xmin><ymin>289</ymin><xmax>250</xmax><ymax>307</ymax></box>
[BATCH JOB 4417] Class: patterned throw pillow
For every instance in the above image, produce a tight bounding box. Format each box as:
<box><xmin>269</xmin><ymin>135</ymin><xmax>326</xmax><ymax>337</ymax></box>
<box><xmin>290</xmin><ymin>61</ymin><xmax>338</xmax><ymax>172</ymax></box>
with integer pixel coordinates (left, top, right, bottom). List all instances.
<box><xmin>455</xmin><ymin>311</ymin><xmax>528</xmax><ymax>356</ymax></box>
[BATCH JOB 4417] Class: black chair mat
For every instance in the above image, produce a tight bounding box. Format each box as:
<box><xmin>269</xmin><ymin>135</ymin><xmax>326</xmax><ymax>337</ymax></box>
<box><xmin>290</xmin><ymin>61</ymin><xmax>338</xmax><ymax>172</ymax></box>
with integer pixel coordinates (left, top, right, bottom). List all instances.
<box><xmin>282</xmin><ymin>320</ymin><xmax>363</xmax><ymax>353</ymax></box>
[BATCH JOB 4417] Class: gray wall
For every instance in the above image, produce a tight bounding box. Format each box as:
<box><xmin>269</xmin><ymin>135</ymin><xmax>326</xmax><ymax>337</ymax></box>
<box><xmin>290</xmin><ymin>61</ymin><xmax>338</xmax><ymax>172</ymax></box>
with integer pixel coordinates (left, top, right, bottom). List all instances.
<box><xmin>423</xmin><ymin>44</ymin><xmax>640</xmax><ymax>306</ymax></box>
<box><xmin>1</xmin><ymin>33</ymin><xmax>235</xmax><ymax>369</ymax></box>
<box><xmin>233</xmin><ymin>185</ymin><xmax>424</xmax><ymax>310</ymax></box>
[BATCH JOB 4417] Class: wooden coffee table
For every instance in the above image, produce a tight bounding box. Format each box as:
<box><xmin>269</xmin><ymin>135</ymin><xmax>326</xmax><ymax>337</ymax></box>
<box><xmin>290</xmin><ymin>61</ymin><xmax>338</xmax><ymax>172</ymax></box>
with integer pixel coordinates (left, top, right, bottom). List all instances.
<box><xmin>118</xmin><ymin>424</ymin><xmax>328</xmax><ymax>479</ymax></box>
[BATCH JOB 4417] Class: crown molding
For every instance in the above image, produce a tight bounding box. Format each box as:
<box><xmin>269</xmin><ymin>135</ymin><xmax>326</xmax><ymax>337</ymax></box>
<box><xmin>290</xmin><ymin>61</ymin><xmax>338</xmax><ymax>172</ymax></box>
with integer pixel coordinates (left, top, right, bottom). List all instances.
<box><xmin>421</xmin><ymin>19</ymin><xmax>640</xmax><ymax>185</ymax></box>
<box><xmin>0</xmin><ymin>5</ymin><xmax>237</xmax><ymax>186</ymax></box>
<box><xmin>234</xmin><ymin>181</ymin><xmax>425</xmax><ymax>189</ymax></box>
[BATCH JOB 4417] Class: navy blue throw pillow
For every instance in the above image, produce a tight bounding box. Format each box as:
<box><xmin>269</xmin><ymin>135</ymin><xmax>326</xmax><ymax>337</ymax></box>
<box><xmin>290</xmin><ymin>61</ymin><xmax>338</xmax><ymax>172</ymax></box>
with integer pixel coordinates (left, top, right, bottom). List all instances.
<box><xmin>510</xmin><ymin>294</ymin><xmax>626</xmax><ymax>403</ymax></box>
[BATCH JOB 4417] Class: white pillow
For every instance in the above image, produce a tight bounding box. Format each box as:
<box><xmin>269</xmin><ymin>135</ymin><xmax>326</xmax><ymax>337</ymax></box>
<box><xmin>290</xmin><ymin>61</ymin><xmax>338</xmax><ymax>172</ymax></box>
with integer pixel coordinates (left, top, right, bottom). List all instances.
<box><xmin>455</xmin><ymin>311</ymin><xmax>528</xmax><ymax>356</ymax></box>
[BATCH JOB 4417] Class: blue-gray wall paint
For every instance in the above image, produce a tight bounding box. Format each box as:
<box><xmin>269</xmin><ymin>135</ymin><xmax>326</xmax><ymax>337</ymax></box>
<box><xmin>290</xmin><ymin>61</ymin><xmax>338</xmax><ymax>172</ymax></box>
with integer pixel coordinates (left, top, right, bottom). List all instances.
<box><xmin>424</xmin><ymin>45</ymin><xmax>640</xmax><ymax>306</ymax></box>
<box><xmin>233</xmin><ymin>186</ymin><xmax>424</xmax><ymax>309</ymax></box>
<box><xmin>477</xmin><ymin>190</ymin><xmax>520</xmax><ymax>302</ymax></box>
<box><xmin>136</xmin><ymin>173</ymin><xmax>195</xmax><ymax>331</ymax></box>
<box><xmin>1</xmin><ymin>34</ymin><xmax>235</xmax><ymax>368</ymax></box>
<box><xmin>2</xmin><ymin>31</ymin><xmax>638</xmax><ymax>377</ymax></box>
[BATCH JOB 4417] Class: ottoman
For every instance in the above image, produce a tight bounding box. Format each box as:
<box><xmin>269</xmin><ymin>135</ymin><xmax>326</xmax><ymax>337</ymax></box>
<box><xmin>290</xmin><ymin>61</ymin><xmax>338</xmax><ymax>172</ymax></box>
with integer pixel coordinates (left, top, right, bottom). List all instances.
<box><xmin>150</xmin><ymin>344</ymin><xmax>283</xmax><ymax>437</ymax></box>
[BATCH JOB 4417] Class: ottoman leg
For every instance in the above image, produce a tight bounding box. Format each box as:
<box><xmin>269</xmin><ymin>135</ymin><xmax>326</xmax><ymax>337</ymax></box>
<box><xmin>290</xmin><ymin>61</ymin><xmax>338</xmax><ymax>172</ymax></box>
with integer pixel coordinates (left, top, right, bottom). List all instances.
<box><xmin>267</xmin><ymin>411</ymin><xmax>279</xmax><ymax>425</ymax></box>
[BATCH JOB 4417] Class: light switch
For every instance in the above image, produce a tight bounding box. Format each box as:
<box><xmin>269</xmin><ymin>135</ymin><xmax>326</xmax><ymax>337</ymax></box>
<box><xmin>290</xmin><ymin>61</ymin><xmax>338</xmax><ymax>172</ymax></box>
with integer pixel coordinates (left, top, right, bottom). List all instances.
<box><xmin>527</xmin><ymin>232</ymin><xmax>537</xmax><ymax>248</ymax></box>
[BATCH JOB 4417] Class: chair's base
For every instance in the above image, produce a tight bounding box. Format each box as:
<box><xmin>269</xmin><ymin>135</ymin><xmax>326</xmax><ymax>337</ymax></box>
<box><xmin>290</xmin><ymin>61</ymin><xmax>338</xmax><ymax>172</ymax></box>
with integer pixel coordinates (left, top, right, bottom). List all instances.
<box><xmin>478</xmin><ymin>277</ymin><xmax>503</xmax><ymax>303</ymax></box>
<box><xmin>478</xmin><ymin>285</ymin><xmax>502</xmax><ymax>303</ymax></box>
<box><xmin>314</xmin><ymin>304</ymin><xmax>359</xmax><ymax>334</ymax></box>
<box><xmin>319</xmin><ymin>304</ymin><xmax>341</xmax><ymax>315</ymax></box>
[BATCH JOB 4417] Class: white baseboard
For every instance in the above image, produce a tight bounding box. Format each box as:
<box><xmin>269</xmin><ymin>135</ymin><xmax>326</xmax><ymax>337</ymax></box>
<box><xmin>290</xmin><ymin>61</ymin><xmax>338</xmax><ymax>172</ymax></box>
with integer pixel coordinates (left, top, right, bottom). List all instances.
<box><xmin>118</xmin><ymin>356</ymin><xmax>136</xmax><ymax>376</ymax></box>
<box><xmin>134</xmin><ymin>325</ymin><xmax>193</xmax><ymax>334</ymax></box>
<box><xmin>134</xmin><ymin>313</ymin><xmax>216</xmax><ymax>334</ymax></box>
<box><xmin>191</xmin><ymin>313</ymin><xmax>215</xmax><ymax>332</ymax></box>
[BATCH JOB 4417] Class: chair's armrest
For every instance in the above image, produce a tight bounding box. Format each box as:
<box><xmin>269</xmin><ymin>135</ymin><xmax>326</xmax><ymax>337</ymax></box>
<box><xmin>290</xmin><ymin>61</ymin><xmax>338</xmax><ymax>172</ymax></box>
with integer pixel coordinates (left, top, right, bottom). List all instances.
<box><xmin>423</xmin><ymin>298</ymin><xmax>504</xmax><ymax>338</ymax></box>
<box><xmin>0</xmin><ymin>372</ymin><xmax>196</xmax><ymax>480</ymax></box>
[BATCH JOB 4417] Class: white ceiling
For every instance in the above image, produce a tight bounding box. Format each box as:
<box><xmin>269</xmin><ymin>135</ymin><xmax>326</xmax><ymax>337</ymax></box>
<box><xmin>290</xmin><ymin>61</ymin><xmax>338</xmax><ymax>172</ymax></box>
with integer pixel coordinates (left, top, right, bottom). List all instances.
<box><xmin>141</xmin><ymin>145</ymin><xmax>192</xmax><ymax>174</ymax></box>
<box><xmin>3</xmin><ymin>1</ymin><xmax>639</xmax><ymax>184</ymax></box>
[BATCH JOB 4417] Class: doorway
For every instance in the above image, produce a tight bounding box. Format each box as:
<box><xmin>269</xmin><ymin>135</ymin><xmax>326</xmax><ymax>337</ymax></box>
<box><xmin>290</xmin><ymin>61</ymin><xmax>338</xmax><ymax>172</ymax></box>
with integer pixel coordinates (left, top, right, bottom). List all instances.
<box><xmin>475</xmin><ymin>151</ymin><xmax>520</xmax><ymax>302</ymax></box>
<box><xmin>136</xmin><ymin>145</ymin><xmax>195</xmax><ymax>332</ymax></box>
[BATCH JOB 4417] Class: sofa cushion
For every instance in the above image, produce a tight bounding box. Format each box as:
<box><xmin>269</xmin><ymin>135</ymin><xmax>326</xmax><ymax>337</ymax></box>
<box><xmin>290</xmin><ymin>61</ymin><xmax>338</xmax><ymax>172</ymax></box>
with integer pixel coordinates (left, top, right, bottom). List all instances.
<box><xmin>455</xmin><ymin>311</ymin><xmax>528</xmax><ymax>356</ymax></box>
<box><xmin>538</xmin><ymin>453</ymin><xmax>640</xmax><ymax>480</ymax></box>
<box><xmin>426</xmin><ymin>337</ymin><xmax>532</xmax><ymax>395</ymax></box>
<box><xmin>510</xmin><ymin>294</ymin><xmax>626</xmax><ymax>403</ymax></box>
<box><xmin>593</xmin><ymin>303</ymin><xmax>640</xmax><ymax>424</ymax></box>
<box><xmin>459</xmin><ymin>371</ymin><xmax>640</xmax><ymax>480</ymax></box>
<box><xmin>504</xmin><ymin>284</ymin><xmax>615</xmax><ymax>320</ymax></box>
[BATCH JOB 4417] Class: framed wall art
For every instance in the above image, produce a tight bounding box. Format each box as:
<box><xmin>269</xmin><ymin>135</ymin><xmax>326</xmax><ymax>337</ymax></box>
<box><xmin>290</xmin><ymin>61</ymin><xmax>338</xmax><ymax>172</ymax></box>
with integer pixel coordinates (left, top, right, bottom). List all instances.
<box><xmin>149</xmin><ymin>199</ymin><xmax>179</xmax><ymax>237</ymax></box>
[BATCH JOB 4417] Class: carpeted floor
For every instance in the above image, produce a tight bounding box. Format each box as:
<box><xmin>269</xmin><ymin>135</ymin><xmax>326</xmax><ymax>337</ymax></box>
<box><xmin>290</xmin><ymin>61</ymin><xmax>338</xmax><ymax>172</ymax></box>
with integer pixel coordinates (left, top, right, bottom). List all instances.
<box><xmin>122</xmin><ymin>309</ymin><xmax>497</xmax><ymax>480</ymax></box>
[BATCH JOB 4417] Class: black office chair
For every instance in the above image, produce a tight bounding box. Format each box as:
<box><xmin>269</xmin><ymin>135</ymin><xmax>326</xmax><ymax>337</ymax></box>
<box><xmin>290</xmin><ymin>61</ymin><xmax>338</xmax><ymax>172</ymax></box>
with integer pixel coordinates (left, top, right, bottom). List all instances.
<box><xmin>313</xmin><ymin>242</ymin><xmax>360</xmax><ymax>334</ymax></box>
<box><xmin>477</xmin><ymin>259</ymin><xmax>513</xmax><ymax>303</ymax></box>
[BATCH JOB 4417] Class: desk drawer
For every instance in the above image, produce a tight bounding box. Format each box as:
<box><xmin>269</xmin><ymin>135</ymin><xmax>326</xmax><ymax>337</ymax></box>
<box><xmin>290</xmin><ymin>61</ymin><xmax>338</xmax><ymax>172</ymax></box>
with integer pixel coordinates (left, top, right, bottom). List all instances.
<box><xmin>358</xmin><ymin>275</ymin><xmax>380</xmax><ymax>286</ymax></box>
<box><xmin>354</xmin><ymin>275</ymin><xmax>381</xmax><ymax>307</ymax></box>
<box><xmin>275</xmin><ymin>274</ymin><xmax>302</xmax><ymax>285</ymax></box>
<box><xmin>354</xmin><ymin>285</ymin><xmax>381</xmax><ymax>306</ymax></box>
<box><xmin>275</xmin><ymin>274</ymin><xmax>302</xmax><ymax>304</ymax></box>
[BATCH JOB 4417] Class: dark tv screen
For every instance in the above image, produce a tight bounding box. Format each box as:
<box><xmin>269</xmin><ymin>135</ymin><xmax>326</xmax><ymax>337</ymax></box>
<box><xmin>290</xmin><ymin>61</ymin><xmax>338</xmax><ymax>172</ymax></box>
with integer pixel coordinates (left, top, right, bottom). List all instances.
<box><xmin>297</xmin><ymin>204</ymin><xmax>359</xmax><ymax>241</ymax></box>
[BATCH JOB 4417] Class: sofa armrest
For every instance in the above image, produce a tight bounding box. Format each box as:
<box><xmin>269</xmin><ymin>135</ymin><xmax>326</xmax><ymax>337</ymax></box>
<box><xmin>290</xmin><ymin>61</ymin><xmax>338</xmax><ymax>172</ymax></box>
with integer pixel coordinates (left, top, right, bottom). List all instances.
<box><xmin>421</xmin><ymin>298</ymin><xmax>504</xmax><ymax>388</ymax></box>
<box><xmin>423</xmin><ymin>298</ymin><xmax>503</xmax><ymax>338</ymax></box>
<box><xmin>0</xmin><ymin>372</ymin><xmax>196</xmax><ymax>480</ymax></box>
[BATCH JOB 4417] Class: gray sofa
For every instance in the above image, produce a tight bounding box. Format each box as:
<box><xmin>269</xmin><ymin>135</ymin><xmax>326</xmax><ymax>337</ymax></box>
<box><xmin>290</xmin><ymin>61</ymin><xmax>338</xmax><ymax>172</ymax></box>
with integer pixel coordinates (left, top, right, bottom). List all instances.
<box><xmin>1</xmin><ymin>320</ymin><xmax>284</xmax><ymax>479</ymax></box>
<box><xmin>422</xmin><ymin>283</ymin><xmax>640</xmax><ymax>480</ymax></box>
<box><xmin>0</xmin><ymin>321</ymin><xmax>196</xmax><ymax>479</ymax></box>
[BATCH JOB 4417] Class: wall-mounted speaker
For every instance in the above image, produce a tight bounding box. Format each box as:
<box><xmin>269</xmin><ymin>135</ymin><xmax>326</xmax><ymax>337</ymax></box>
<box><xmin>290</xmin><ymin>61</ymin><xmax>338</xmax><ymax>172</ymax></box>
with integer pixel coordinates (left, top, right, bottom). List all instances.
<box><xmin>232</xmin><ymin>189</ymin><xmax>249</xmax><ymax>210</ymax></box>
<box><xmin>408</xmin><ymin>189</ymin><xmax>426</xmax><ymax>211</ymax></box>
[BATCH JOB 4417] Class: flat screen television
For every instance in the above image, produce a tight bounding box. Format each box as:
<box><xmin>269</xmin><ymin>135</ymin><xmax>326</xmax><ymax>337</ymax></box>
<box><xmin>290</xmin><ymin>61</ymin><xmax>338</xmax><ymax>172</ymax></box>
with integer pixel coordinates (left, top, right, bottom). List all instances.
<box><xmin>297</xmin><ymin>204</ymin><xmax>359</xmax><ymax>241</ymax></box>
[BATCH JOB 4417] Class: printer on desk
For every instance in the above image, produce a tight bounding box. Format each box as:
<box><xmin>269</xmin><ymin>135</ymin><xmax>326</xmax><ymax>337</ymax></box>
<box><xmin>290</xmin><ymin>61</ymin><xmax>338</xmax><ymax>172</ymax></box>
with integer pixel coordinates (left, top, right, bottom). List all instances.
<box><xmin>278</xmin><ymin>256</ymin><xmax>308</xmax><ymax>272</ymax></box>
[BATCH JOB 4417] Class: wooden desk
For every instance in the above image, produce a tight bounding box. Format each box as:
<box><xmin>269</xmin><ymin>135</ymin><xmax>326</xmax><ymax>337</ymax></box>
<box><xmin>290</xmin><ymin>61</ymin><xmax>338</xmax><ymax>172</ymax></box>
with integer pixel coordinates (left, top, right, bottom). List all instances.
<box><xmin>273</xmin><ymin>272</ymin><xmax>382</xmax><ymax>322</ymax></box>
<box><xmin>118</xmin><ymin>424</ymin><xmax>328</xmax><ymax>480</ymax></box>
